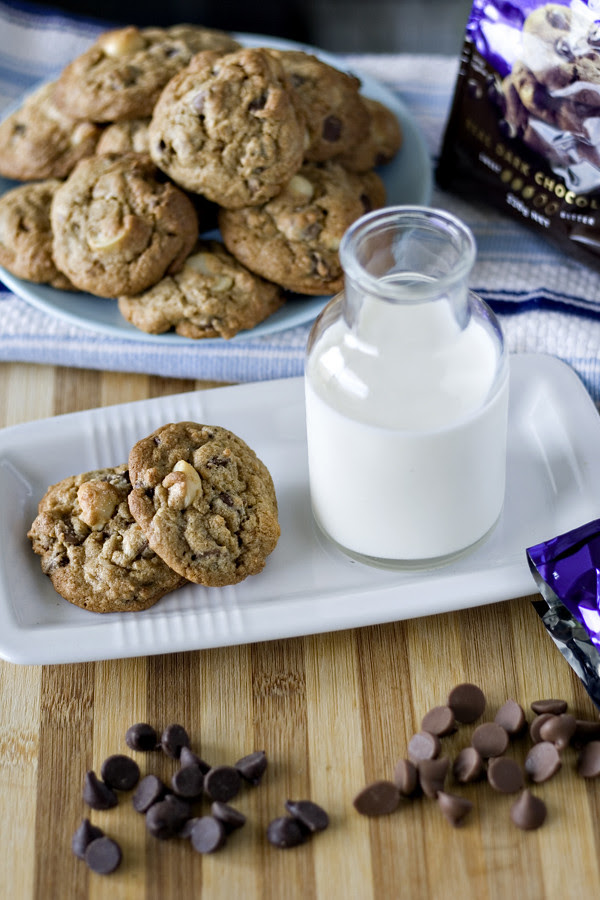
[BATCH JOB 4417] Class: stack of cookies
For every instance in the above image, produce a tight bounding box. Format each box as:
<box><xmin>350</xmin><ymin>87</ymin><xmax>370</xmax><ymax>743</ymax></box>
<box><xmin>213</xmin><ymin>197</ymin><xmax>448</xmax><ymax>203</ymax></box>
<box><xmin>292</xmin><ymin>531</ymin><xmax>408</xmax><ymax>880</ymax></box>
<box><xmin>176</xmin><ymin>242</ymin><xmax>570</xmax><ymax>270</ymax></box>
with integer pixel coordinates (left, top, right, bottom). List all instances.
<box><xmin>28</xmin><ymin>422</ymin><xmax>280</xmax><ymax>613</ymax></box>
<box><xmin>0</xmin><ymin>23</ymin><xmax>402</xmax><ymax>339</ymax></box>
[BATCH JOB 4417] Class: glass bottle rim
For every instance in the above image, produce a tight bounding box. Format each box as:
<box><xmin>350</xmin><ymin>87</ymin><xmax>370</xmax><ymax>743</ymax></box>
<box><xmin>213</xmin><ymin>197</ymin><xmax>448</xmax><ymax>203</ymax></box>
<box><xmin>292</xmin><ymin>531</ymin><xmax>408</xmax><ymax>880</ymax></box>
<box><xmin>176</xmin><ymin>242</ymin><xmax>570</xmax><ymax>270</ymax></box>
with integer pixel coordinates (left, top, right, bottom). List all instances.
<box><xmin>339</xmin><ymin>205</ymin><xmax>477</xmax><ymax>303</ymax></box>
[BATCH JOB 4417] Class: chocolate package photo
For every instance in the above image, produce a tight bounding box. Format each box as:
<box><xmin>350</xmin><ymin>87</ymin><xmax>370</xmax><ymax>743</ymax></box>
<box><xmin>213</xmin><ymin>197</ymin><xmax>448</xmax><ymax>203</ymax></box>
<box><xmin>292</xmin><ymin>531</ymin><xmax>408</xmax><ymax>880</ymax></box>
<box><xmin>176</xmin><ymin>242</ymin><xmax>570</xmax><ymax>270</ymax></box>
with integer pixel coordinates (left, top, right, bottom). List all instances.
<box><xmin>436</xmin><ymin>0</ymin><xmax>600</xmax><ymax>266</ymax></box>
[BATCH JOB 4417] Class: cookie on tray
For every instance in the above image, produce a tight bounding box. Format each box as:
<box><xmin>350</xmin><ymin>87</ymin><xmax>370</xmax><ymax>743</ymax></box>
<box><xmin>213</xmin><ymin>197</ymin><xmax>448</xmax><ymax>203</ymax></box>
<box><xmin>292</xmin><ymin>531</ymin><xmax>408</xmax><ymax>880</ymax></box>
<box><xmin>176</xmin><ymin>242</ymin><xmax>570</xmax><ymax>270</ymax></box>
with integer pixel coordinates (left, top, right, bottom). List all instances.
<box><xmin>0</xmin><ymin>180</ymin><xmax>75</xmax><ymax>290</ymax></box>
<box><xmin>148</xmin><ymin>47</ymin><xmax>307</xmax><ymax>208</ymax></box>
<box><xmin>268</xmin><ymin>49</ymin><xmax>369</xmax><ymax>162</ymax></box>
<box><xmin>51</xmin><ymin>152</ymin><xmax>198</xmax><ymax>298</ymax></box>
<box><xmin>127</xmin><ymin>422</ymin><xmax>280</xmax><ymax>586</ymax></box>
<box><xmin>218</xmin><ymin>161</ymin><xmax>386</xmax><ymax>295</ymax></box>
<box><xmin>96</xmin><ymin>118</ymin><xmax>151</xmax><ymax>155</ymax></box>
<box><xmin>0</xmin><ymin>81</ymin><xmax>101</xmax><ymax>181</ymax></box>
<box><xmin>28</xmin><ymin>465</ymin><xmax>185</xmax><ymax>613</ymax></box>
<box><xmin>118</xmin><ymin>239</ymin><xmax>284</xmax><ymax>339</ymax></box>
<box><xmin>53</xmin><ymin>24</ymin><xmax>241</xmax><ymax>122</ymax></box>
<box><xmin>336</xmin><ymin>97</ymin><xmax>403</xmax><ymax>172</ymax></box>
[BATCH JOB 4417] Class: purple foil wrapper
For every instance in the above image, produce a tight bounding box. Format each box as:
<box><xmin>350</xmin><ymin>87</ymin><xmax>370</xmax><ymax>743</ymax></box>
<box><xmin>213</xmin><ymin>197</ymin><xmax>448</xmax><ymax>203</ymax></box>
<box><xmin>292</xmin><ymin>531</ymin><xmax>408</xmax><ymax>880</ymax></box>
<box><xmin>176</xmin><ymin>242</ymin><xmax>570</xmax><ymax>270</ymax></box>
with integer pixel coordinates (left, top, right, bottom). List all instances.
<box><xmin>527</xmin><ymin>519</ymin><xmax>600</xmax><ymax>709</ymax></box>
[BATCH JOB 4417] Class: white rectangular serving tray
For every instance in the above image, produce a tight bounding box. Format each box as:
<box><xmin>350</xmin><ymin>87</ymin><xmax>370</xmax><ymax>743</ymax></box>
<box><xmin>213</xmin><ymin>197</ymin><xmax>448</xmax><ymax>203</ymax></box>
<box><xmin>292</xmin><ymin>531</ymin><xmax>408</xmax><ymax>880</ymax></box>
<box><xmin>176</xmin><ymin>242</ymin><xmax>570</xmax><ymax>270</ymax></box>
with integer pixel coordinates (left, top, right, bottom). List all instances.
<box><xmin>1</xmin><ymin>353</ymin><xmax>599</xmax><ymax>665</ymax></box>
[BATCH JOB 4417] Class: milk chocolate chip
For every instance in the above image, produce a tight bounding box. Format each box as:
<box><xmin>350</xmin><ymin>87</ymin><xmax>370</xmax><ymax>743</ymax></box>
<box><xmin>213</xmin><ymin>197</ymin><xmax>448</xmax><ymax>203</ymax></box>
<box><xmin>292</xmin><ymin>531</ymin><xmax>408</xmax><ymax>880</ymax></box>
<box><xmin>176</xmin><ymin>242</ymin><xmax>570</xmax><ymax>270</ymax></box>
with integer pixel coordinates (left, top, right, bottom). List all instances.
<box><xmin>524</xmin><ymin>741</ymin><xmax>562</xmax><ymax>783</ymax></box>
<box><xmin>510</xmin><ymin>789</ymin><xmax>547</xmax><ymax>830</ymax></box>
<box><xmin>353</xmin><ymin>780</ymin><xmax>401</xmax><ymax>817</ymax></box>
<box><xmin>447</xmin><ymin>683</ymin><xmax>486</xmax><ymax>724</ymax></box>
<box><xmin>453</xmin><ymin>747</ymin><xmax>484</xmax><ymax>784</ymax></box>
<box><xmin>437</xmin><ymin>792</ymin><xmax>473</xmax><ymax>827</ymax></box>
<box><xmin>471</xmin><ymin>722</ymin><xmax>509</xmax><ymax>759</ymax></box>
<box><xmin>393</xmin><ymin>758</ymin><xmax>419</xmax><ymax>796</ymax></box>
<box><xmin>421</xmin><ymin>706</ymin><xmax>456</xmax><ymax>737</ymax></box>
<box><xmin>487</xmin><ymin>757</ymin><xmax>524</xmax><ymax>794</ymax></box>
<box><xmin>538</xmin><ymin>713</ymin><xmax>576</xmax><ymax>750</ymax></box>
<box><xmin>577</xmin><ymin>740</ymin><xmax>600</xmax><ymax>778</ymax></box>
<box><xmin>417</xmin><ymin>757</ymin><xmax>449</xmax><ymax>799</ymax></box>
<box><xmin>407</xmin><ymin>731</ymin><xmax>441</xmax><ymax>764</ymax></box>
<box><xmin>530</xmin><ymin>699</ymin><xmax>567</xmax><ymax>716</ymax></box>
<box><xmin>494</xmin><ymin>699</ymin><xmax>526</xmax><ymax>736</ymax></box>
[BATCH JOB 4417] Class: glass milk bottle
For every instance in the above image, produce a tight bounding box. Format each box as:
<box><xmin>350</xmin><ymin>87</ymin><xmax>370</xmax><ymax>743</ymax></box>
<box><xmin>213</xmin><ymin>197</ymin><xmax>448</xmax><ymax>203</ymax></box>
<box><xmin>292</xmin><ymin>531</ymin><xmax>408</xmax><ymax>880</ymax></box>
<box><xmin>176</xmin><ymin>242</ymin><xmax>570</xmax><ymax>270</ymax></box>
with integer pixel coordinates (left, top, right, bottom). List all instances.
<box><xmin>304</xmin><ymin>206</ymin><xmax>509</xmax><ymax>568</ymax></box>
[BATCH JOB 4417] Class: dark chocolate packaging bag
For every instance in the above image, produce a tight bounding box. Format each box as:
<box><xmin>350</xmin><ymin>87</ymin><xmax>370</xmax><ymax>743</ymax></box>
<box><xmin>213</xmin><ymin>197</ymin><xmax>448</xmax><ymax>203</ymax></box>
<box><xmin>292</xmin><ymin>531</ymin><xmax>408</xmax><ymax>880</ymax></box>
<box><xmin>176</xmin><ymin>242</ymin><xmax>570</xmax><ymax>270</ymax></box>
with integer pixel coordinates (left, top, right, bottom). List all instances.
<box><xmin>437</xmin><ymin>1</ymin><xmax>600</xmax><ymax>266</ymax></box>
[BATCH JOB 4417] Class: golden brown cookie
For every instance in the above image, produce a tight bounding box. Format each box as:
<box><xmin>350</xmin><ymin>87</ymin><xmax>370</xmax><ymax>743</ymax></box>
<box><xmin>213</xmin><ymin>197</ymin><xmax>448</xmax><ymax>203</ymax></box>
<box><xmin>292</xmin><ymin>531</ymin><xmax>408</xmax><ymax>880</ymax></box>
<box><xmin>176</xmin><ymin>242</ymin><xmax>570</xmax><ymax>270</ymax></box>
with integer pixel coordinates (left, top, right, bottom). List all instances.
<box><xmin>0</xmin><ymin>81</ymin><xmax>101</xmax><ymax>181</ymax></box>
<box><xmin>53</xmin><ymin>24</ymin><xmax>241</xmax><ymax>122</ymax></box>
<box><xmin>0</xmin><ymin>179</ymin><xmax>75</xmax><ymax>290</ymax></box>
<box><xmin>118</xmin><ymin>239</ymin><xmax>284</xmax><ymax>339</ymax></box>
<box><xmin>336</xmin><ymin>97</ymin><xmax>403</xmax><ymax>172</ymax></box>
<box><xmin>148</xmin><ymin>47</ymin><xmax>307</xmax><ymax>208</ymax></box>
<box><xmin>28</xmin><ymin>465</ymin><xmax>185</xmax><ymax>613</ymax></box>
<box><xmin>96</xmin><ymin>118</ymin><xmax>151</xmax><ymax>155</ymax></box>
<box><xmin>51</xmin><ymin>152</ymin><xmax>199</xmax><ymax>298</ymax></box>
<box><xmin>218</xmin><ymin>162</ymin><xmax>386</xmax><ymax>295</ymax></box>
<box><xmin>127</xmin><ymin>422</ymin><xmax>280</xmax><ymax>586</ymax></box>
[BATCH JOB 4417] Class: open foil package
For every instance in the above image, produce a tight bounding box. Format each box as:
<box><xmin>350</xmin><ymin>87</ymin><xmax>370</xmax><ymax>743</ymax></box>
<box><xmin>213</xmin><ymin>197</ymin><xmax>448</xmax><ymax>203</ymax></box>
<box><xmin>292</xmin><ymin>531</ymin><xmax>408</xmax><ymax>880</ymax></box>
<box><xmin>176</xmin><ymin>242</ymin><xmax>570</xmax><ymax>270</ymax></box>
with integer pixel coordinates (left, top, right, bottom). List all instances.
<box><xmin>437</xmin><ymin>0</ymin><xmax>600</xmax><ymax>267</ymax></box>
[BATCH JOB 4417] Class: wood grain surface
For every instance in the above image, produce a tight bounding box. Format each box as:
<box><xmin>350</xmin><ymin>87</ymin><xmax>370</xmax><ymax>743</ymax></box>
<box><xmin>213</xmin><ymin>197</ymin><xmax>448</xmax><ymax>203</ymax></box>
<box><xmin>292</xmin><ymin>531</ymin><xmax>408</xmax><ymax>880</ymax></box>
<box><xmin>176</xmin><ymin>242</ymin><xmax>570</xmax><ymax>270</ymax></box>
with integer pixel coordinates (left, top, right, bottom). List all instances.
<box><xmin>1</xmin><ymin>361</ymin><xmax>600</xmax><ymax>900</ymax></box>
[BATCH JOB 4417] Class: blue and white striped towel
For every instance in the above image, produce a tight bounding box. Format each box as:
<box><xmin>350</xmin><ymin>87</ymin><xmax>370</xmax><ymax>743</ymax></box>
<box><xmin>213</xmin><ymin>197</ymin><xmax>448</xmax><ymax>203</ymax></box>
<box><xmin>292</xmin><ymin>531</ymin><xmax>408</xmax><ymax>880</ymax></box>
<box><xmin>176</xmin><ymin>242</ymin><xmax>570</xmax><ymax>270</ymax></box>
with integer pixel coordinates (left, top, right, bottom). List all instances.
<box><xmin>2</xmin><ymin>2</ymin><xmax>600</xmax><ymax>398</ymax></box>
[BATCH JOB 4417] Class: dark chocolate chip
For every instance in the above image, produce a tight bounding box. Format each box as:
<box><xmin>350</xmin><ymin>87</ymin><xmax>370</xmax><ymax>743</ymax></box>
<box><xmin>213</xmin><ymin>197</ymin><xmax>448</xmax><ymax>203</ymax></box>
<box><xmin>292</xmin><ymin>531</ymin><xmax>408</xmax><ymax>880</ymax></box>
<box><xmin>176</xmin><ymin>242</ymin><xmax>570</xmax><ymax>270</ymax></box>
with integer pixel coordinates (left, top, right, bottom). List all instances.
<box><xmin>132</xmin><ymin>774</ymin><xmax>167</xmax><ymax>813</ymax></box>
<box><xmin>352</xmin><ymin>781</ymin><xmax>400</xmax><ymax>817</ymax></box>
<box><xmin>177</xmin><ymin>816</ymin><xmax>202</xmax><ymax>839</ymax></box>
<box><xmin>447</xmin><ymin>683</ymin><xmax>486</xmax><ymax>724</ymax></box>
<box><xmin>453</xmin><ymin>747</ymin><xmax>484</xmax><ymax>784</ymax></box>
<box><xmin>161</xmin><ymin>723</ymin><xmax>190</xmax><ymax>759</ymax></box>
<box><xmin>284</xmin><ymin>799</ymin><xmax>329</xmax><ymax>833</ymax></box>
<box><xmin>524</xmin><ymin>741</ymin><xmax>562</xmax><ymax>783</ymax></box>
<box><xmin>577</xmin><ymin>740</ymin><xmax>600</xmax><ymax>778</ymax></box>
<box><xmin>530</xmin><ymin>713</ymin><xmax>555</xmax><ymax>744</ymax></box>
<box><xmin>211</xmin><ymin>801</ymin><xmax>246</xmax><ymax>833</ymax></box>
<box><xmin>487</xmin><ymin>757</ymin><xmax>524</xmax><ymax>794</ymax></box>
<box><xmin>393</xmin><ymin>758</ymin><xmax>419</xmax><ymax>796</ymax></box>
<box><xmin>84</xmin><ymin>836</ymin><xmax>122</xmax><ymax>875</ymax></box>
<box><xmin>179</xmin><ymin>746</ymin><xmax>211</xmax><ymax>773</ymax></box>
<box><xmin>510</xmin><ymin>789</ymin><xmax>547</xmax><ymax>830</ymax></box>
<box><xmin>100</xmin><ymin>754</ymin><xmax>140</xmax><ymax>791</ymax></box>
<box><xmin>471</xmin><ymin>722</ymin><xmax>509</xmax><ymax>759</ymax></box>
<box><xmin>145</xmin><ymin>796</ymin><xmax>191</xmax><ymax>839</ymax></box>
<box><xmin>322</xmin><ymin>114</ymin><xmax>342</xmax><ymax>142</ymax></box>
<box><xmin>125</xmin><ymin>723</ymin><xmax>158</xmax><ymax>752</ymax></box>
<box><xmin>235</xmin><ymin>750</ymin><xmax>267</xmax><ymax>785</ymax></box>
<box><xmin>421</xmin><ymin>706</ymin><xmax>456</xmax><ymax>737</ymax></box>
<box><xmin>83</xmin><ymin>771</ymin><xmax>118</xmax><ymax>811</ymax></box>
<box><xmin>417</xmin><ymin>757</ymin><xmax>449</xmax><ymax>799</ymax></box>
<box><xmin>204</xmin><ymin>765</ymin><xmax>241</xmax><ymax>802</ymax></box>
<box><xmin>407</xmin><ymin>731</ymin><xmax>441</xmax><ymax>764</ymax></box>
<box><xmin>538</xmin><ymin>713</ymin><xmax>576</xmax><ymax>750</ymax></box>
<box><xmin>266</xmin><ymin>816</ymin><xmax>308</xmax><ymax>848</ymax></box>
<box><xmin>190</xmin><ymin>816</ymin><xmax>226</xmax><ymax>853</ymax></box>
<box><xmin>530</xmin><ymin>699</ymin><xmax>567</xmax><ymax>716</ymax></box>
<box><xmin>437</xmin><ymin>792</ymin><xmax>473</xmax><ymax>827</ymax></box>
<box><xmin>494</xmin><ymin>699</ymin><xmax>526</xmax><ymax>736</ymax></box>
<box><xmin>71</xmin><ymin>819</ymin><xmax>104</xmax><ymax>860</ymax></box>
<box><xmin>248</xmin><ymin>92</ymin><xmax>268</xmax><ymax>112</ymax></box>
<box><xmin>171</xmin><ymin>764</ymin><xmax>205</xmax><ymax>800</ymax></box>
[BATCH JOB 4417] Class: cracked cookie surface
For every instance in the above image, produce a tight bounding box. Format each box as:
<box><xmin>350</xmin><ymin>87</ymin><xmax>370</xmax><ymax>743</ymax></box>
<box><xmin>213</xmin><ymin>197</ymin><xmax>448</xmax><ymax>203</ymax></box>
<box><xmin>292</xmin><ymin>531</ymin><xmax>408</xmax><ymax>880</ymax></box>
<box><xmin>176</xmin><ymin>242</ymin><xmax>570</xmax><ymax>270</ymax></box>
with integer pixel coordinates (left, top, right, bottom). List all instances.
<box><xmin>118</xmin><ymin>239</ymin><xmax>284</xmax><ymax>339</ymax></box>
<box><xmin>50</xmin><ymin>152</ymin><xmax>198</xmax><ymax>298</ymax></box>
<box><xmin>127</xmin><ymin>422</ymin><xmax>280</xmax><ymax>586</ymax></box>
<box><xmin>28</xmin><ymin>465</ymin><xmax>184</xmax><ymax>613</ymax></box>
<box><xmin>218</xmin><ymin>161</ymin><xmax>386</xmax><ymax>295</ymax></box>
<box><xmin>148</xmin><ymin>47</ymin><xmax>306</xmax><ymax>208</ymax></box>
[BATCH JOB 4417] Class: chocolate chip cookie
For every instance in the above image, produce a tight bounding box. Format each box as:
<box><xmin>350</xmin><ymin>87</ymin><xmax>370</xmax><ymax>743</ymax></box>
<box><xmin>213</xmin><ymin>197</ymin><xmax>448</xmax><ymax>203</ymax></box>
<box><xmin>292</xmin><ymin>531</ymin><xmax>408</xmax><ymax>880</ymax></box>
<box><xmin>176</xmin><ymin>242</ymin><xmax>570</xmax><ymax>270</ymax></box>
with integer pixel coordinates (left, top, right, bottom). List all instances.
<box><xmin>0</xmin><ymin>81</ymin><xmax>101</xmax><ymax>181</ymax></box>
<box><xmin>118</xmin><ymin>239</ymin><xmax>284</xmax><ymax>339</ymax></box>
<box><xmin>51</xmin><ymin>152</ymin><xmax>198</xmax><ymax>298</ymax></box>
<box><xmin>0</xmin><ymin>180</ymin><xmax>75</xmax><ymax>290</ymax></box>
<box><xmin>218</xmin><ymin>161</ymin><xmax>386</xmax><ymax>295</ymax></box>
<box><xmin>127</xmin><ymin>422</ymin><xmax>280</xmax><ymax>586</ymax></box>
<box><xmin>148</xmin><ymin>47</ymin><xmax>306</xmax><ymax>208</ymax></box>
<box><xmin>267</xmin><ymin>49</ymin><xmax>369</xmax><ymax>162</ymax></box>
<box><xmin>96</xmin><ymin>118</ymin><xmax>151</xmax><ymax>155</ymax></box>
<box><xmin>28</xmin><ymin>465</ymin><xmax>185</xmax><ymax>613</ymax></box>
<box><xmin>53</xmin><ymin>24</ymin><xmax>241</xmax><ymax>122</ymax></box>
<box><xmin>336</xmin><ymin>97</ymin><xmax>403</xmax><ymax>172</ymax></box>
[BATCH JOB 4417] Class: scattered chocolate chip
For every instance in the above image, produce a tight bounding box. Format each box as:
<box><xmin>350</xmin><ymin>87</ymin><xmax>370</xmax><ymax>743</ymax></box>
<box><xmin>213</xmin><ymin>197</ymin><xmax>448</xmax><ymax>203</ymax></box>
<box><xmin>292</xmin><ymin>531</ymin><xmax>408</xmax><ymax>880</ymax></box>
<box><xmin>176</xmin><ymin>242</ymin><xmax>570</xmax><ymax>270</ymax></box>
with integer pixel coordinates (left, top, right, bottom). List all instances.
<box><xmin>421</xmin><ymin>706</ymin><xmax>456</xmax><ymax>737</ymax></box>
<box><xmin>179</xmin><ymin>746</ymin><xmax>211</xmax><ymax>773</ymax></box>
<box><xmin>100</xmin><ymin>754</ymin><xmax>140</xmax><ymax>791</ymax></box>
<box><xmin>577</xmin><ymin>740</ymin><xmax>600</xmax><ymax>778</ymax></box>
<box><xmin>71</xmin><ymin>819</ymin><xmax>104</xmax><ymax>860</ymax></box>
<box><xmin>353</xmin><ymin>780</ymin><xmax>400</xmax><ymax>817</ymax></box>
<box><xmin>437</xmin><ymin>792</ymin><xmax>473</xmax><ymax>827</ymax></box>
<box><xmin>487</xmin><ymin>757</ymin><xmax>524</xmax><ymax>794</ymax></box>
<box><xmin>530</xmin><ymin>699</ymin><xmax>567</xmax><ymax>716</ymax></box>
<box><xmin>407</xmin><ymin>731</ymin><xmax>441</xmax><ymax>764</ymax></box>
<box><xmin>177</xmin><ymin>817</ymin><xmax>202</xmax><ymax>839</ymax></box>
<box><xmin>573</xmin><ymin>719</ymin><xmax>600</xmax><ymax>746</ymax></box>
<box><xmin>132</xmin><ymin>774</ymin><xmax>167</xmax><ymax>813</ymax></box>
<box><xmin>83</xmin><ymin>771</ymin><xmax>118</xmax><ymax>811</ymax></box>
<box><xmin>285</xmin><ymin>800</ymin><xmax>329</xmax><ymax>833</ymax></box>
<box><xmin>146</xmin><ymin>796</ymin><xmax>191</xmax><ymax>840</ymax></box>
<box><xmin>204</xmin><ymin>765</ymin><xmax>241</xmax><ymax>802</ymax></box>
<box><xmin>510</xmin><ymin>789</ymin><xmax>547</xmax><ymax>830</ymax></box>
<box><xmin>190</xmin><ymin>816</ymin><xmax>226</xmax><ymax>853</ymax></box>
<box><xmin>447</xmin><ymin>683</ymin><xmax>486</xmax><ymax>724</ymax></box>
<box><xmin>530</xmin><ymin>713</ymin><xmax>555</xmax><ymax>744</ymax></box>
<box><xmin>471</xmin><ymin>722</ymin><xmax>509</xmax><ymax>759</ymax></box>
<box><xmin>494</xmin><ymin>699</ymin><xmax>526</xmax><ymax>736</ymax></box>
<box><xmin>266</xmin><ymin>816</ymin><xmax>308</xmax><ymax>848</ymax></box>
<box><xmin>125</xmin><ymin>723</ymin><xmax>158</xmax><ymax>752</ymax></box>
<box><xmin>211</xmin><ymin>801</ymin><xmax>246</xmax><ymax>833</ymax></box>
<box><xmin>84</xmin><ymin>836</ymin><xmax>122</xmax><ymax>875</ymax></box>
<box><xmin>538</xmin><ymin>713</ymin><xmax>577</xmax><ymax>750</ymax></box>
<box><xmin>235</xmin><ymin>750</ymin><xmax>267</xmax><ymax>785</ymax></box>
<box><xmin>161</xmin><ymin>724</ymin><xmax>190</xmax><ymax>759</ymax></box>
<box><xmin>393</xmin><ymin>758</ymin><xmax>419</xmax><ymax>796</ymax></box>
<box><xmin>453</xmin><ymin>747</ymin><xmax>484</xmax><ymax>784</ymax></box>
<box><xmin>524</xmin><ymin>741</ymin><xmax>562</xmax><ymax>783</ymax></box>
<box><xmin>418</xmin><ymin>757</ymin><xmax>449</xmax><ymax>799</ymax></box>
<box><xmin>171</xmin><ymin>764</ymin><xmax>205</xmax><ymax>800</ymax></box>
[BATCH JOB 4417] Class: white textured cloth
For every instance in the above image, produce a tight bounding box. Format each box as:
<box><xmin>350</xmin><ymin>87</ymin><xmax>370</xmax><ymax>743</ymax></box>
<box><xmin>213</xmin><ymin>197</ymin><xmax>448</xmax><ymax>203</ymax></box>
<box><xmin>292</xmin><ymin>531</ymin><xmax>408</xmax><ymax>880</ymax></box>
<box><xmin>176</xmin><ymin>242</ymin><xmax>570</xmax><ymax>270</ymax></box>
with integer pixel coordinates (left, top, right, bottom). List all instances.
<box><xmin>2</xmin><ymin>4</ymin><xmax>600</xmax><ymax>397</ymax></box>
